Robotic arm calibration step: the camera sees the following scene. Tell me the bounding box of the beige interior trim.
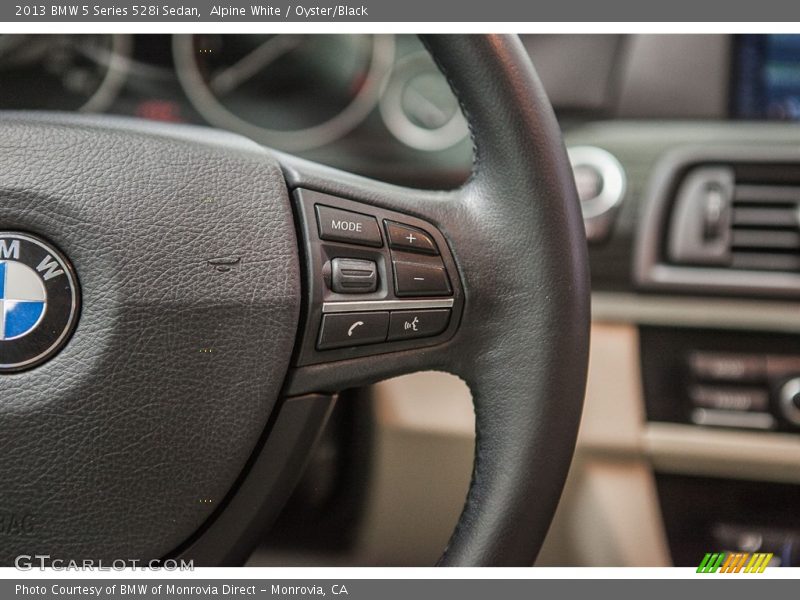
[644,422,800,485]
[537,455,671,567]
[371,371,474,437]
[574,322,645,453]
[355,372,474,566]
[593,291,800,333]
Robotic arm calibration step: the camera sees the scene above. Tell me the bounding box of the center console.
[641,327,800,433]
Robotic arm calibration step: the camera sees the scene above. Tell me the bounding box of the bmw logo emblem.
[0,232,79,372]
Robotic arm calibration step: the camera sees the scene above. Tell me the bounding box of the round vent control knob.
[567,146,626,243]
[779,377,800,426]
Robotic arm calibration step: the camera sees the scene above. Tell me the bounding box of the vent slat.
[732,207,799,228]
[728,184,800,272]
[731,229,800,250]
[734,184,800,204]
[731,252,800,271]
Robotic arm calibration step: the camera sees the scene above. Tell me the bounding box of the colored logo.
[697,552,773,573]
[0,260,47,340]
[0,233,79,372]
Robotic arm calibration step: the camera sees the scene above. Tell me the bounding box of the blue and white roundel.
[0,260,47,341]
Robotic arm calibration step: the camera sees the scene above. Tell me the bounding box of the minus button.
[393,259,452,296]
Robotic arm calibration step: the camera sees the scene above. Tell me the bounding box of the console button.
[393,260,452,296]
[330,258,378,294]
[388,309,451,341]
[317,311,389,349]
[689,385,769,412]
[766,355,800,378]
[688,352,765,382]
[316,204,382,247]
[385,221,438,255]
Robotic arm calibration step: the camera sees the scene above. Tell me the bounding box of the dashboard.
[6,33,794,190]
[3,33,798,188]
[0,34,472,188]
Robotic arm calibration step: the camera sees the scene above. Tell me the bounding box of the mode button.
[316,204,382,247]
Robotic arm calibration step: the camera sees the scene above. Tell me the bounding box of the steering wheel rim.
[0,34,589,567]
[431,34,590,565]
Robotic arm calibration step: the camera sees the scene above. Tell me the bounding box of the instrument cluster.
[0,34,472,185]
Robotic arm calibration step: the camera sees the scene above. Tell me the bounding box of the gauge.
[379,51,468,152]
[172,34,395,152]
[0,34,131,112]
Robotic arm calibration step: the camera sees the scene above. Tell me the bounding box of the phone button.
[317,311,389,350]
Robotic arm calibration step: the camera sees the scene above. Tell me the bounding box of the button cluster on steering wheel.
[292,188,463,366]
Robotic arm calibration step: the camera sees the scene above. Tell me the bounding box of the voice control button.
[387,309,451,341]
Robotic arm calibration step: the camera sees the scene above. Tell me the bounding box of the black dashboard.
[5,33,790,189]
[2,33,799,250]
[3,33,799,284]
[0,34,472,188]
[3,34,798,182]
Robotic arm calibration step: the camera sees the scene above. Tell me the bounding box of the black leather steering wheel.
[0,35,589,567]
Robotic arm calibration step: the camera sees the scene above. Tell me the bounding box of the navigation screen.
[735,34,800,120]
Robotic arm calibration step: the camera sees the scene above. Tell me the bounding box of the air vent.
[667,167,800,272]
[635,148,800,298]
[667,167,800,273]
[730,185,800,272]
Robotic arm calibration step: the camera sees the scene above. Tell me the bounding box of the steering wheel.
[0,35,589,567]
